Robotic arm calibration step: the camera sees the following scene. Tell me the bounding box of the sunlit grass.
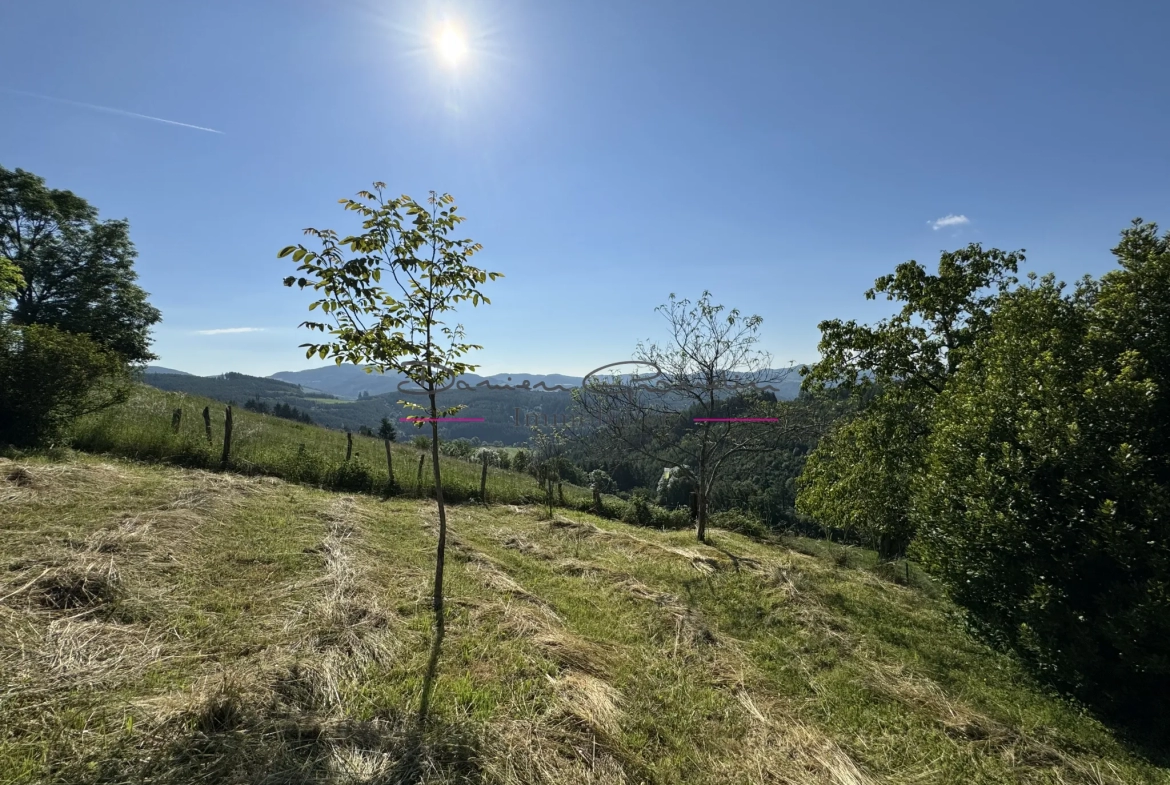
[2,453,1165,783]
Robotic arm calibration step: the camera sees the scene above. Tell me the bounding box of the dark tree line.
[243,398,314,424]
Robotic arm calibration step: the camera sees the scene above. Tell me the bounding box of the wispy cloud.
[194,327,264,335]
[0,87,224,134]
[930,214,970,230]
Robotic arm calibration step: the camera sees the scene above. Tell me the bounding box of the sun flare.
[437,26,468,65]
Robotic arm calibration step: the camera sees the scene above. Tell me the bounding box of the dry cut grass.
[1,454,1167,785]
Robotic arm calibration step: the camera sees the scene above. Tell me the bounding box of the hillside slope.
[2,455,1165,784]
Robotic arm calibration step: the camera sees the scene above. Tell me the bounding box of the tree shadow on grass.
[69,618,482,785]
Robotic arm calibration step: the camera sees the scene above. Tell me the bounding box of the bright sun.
[437,27,467,65]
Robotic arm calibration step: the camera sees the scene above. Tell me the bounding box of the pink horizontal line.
[693,418,779,422]
[400,417,485,422]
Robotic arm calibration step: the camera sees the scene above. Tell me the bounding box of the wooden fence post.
[384,439,395,494]
[416,454,426,493]
[202,406,212,442]
[345,431,353,461]
[220,406,233,469]
[480,452,488,504]
[171,408,182,433]
[558,482,564,506]
[593,484,602,515]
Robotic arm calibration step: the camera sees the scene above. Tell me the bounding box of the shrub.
[471,447,502,467]
[325,460,376,493]
[511,449,529,473]
[710,508,767,537]
[587,469,616,494]
[0,324,131,447]
[651,505,691,530]
[412,435,430,450]
[621,494,654,526]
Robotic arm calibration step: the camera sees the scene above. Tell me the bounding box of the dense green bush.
[621,493,654,526]
[915,235,1170,720]
[710,508,767,537]
[0,324,131,447]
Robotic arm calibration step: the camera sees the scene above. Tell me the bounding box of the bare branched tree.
[572,291,816,541]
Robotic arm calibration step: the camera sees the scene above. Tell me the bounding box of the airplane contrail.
[0,87,224,134]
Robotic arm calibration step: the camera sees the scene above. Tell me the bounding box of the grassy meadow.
[2,452,1167,783]
[67,385,608,511]
[1,383,1167,783]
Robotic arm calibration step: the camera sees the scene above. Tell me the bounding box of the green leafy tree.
[0,166,161,362]
[511,448,529,474]
[0,323,131,447]
[280,185,501,719]
[0,254,24,313]
[915,221,1170,722]
[796,386,926,558]
[799,244,1023,550]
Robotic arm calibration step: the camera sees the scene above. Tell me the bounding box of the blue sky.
[3,0,1167,377]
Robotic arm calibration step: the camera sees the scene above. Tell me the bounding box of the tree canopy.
[0,166,161,363]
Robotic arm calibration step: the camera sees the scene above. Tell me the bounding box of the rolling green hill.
[1,384,1167,783]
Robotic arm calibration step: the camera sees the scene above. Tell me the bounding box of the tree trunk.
[171,408,182,433]
[202,406,212,443]
[219,406,233,470]
[345,431,353,461]
[696,490,708,542]
[384,439,395,495]
[428,392,448,618]
[479,453,488,503]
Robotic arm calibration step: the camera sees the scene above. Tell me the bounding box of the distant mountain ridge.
[270,365,805,401]
[144,365,194,376]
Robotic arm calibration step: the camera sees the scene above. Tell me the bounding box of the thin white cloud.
[0,87,224,134]
[930,214,970,230]
[194,327,265,335]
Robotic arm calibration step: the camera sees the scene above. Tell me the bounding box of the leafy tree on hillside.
[0,166,161,363]
[914,224,1170,722]
[796,386,926,557]
[798,244,1024,552]
[280,185,501,722]
[0,323,131,447]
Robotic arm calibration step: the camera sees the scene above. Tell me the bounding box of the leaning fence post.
[202,406,212,443]
[480,452,488,504]
[345,431,353,461]
[220,406,233,469]
[171,408,182,433]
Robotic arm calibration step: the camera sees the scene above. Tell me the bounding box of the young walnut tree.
[279,185,502,631]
